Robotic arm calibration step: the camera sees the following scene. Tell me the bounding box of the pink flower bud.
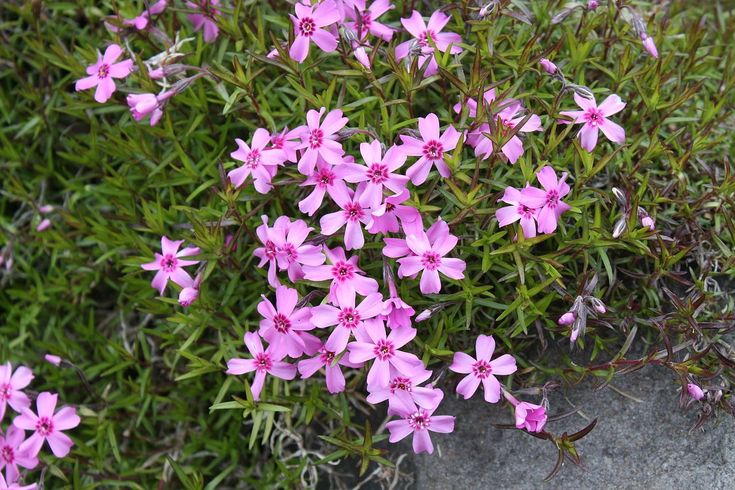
[266,48,279,59]
[415,310,432,322]
[354,46,371,69]
[178,286,199,307]
[510,398,547,432]
[539,58,557,74]
[149,68,165,79]
[641,216,655,230]
[687,383,704,401]
[588,297,606,314]
[642,36,659,59]
[36,218,52,232]
[44,354,62,366]
[587,0,599,10]
[39,204,54,214]
[127,93,159,120]
[558,312,576,325]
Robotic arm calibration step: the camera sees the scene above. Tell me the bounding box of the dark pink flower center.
[331,261,355,282]
[338,307,361,329]
[385,202,396,212]
[421,251,442,271]
[366,163,389,184]
[160,254,178,272]
[36,417,54,436]
[245,150,261,169]
[264,240,277,260]
[281,243,298,261]
[316,168,335,188]
[422,140,443,161]
[308,128,324,149]
[472,360,493,379]
[389,376,412,394]
[97,64,110,79]
[418,30,437,48]
[319,349,336,365]
[500,117,515,129]
[272,313,291,333]
[299,17,316,37]
[254,352,273,372]
[584,108,605,127]
[373,339,395,361]
[545,189,559,208]
[271,136,284,149]
[0,384,10,400]
[408,409,431,430]
[517,204,534,219]
[358,11,372,36]
[343,202,365,222]
[0,445,14,463]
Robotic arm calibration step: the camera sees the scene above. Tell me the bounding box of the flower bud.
[36,218,52,232]
[39,204,54,214]
[642,35,659,59]
[539,58,557,74]
[44,354,62,366]
[514,401,548,432]
[558,312,576,325]
[587,0,599,10]
[687,383,705,401]
[588,297,606,314]
[178,286,199,307]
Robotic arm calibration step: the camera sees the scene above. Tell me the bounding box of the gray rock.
[404,366,735,489]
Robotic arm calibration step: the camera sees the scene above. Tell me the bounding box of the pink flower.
[495,185,540,238]
[520,166,571,234]
[396,10,462,77]
[35,219,51,233]
[367,189,421,235]
[347,320,424,388]
[560,93,626,152]
[14,392,80,458]
[289,1,341,62]
[298,162,351,216]
[452,88,496,118]
[303,247,379,306]
[296,108,348,175]
[228,129,288,194]
[272,219,326,282]
[381,273,415,329]
[642,35,659,59]
[399,113,461,185]
[226,332,297,401]
[539,58,557,74]
[270,126,302,163]
[382,216,445,261]
[186,0,220,43]
[257,286,314,358]
[126,90,175,126]
[311,293,385,353]
[449,335,516,403]
[366,368,442,414]
[141,237,200,295]
[178,273,202,306]
[385,400,455,454]
[0,426,38,484]
[344,0,396,41]
[297,344,362,394]
[503,391,547,432]
[0,364,33,424]
[43,355,62,367]
[687,383,704,401]
[0,473,36,490]
[74,44,133,103]
[253,216,289,287]
[338,142,409,207]
[320,183,373,250]
[558,312,576,325]
[107,0,167,31]
[397,228,466,294]
[587,0,599,9]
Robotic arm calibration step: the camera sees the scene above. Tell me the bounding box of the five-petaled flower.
[297,343,362,394]
[257,286,315,359]
[296,108,349,175]
[311,292,385,353]
[0,426,38,484]
[449,335,517,403]
[385,399,455,454]
[186,0,221,43]
[141,237,200,295]
[74,44,133,103]
[14,392,81,458]
[397,226,466,294]
[289,0,341,63]
[319,183,373,250]
[339,141,409,207]
[399,113,461,185]
[303,247,379,307]
[561,93,626,152]
[396,10,462,77]
[520,166,572,234]
[0,363,33,424]
[228,128,288,194]
[226,332,297,401]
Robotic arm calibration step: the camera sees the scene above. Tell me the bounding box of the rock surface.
[403,366,735,489]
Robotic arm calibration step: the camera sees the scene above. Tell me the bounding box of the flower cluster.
[0,363,80,489]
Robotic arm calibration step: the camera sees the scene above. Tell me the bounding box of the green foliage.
[1,0,734,487]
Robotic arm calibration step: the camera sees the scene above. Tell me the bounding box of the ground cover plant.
[1,0,734,487]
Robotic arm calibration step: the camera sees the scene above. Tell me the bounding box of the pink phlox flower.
[560,92,626,152]
[492,101,543,164]
[338,141,409,208]
[178,272,202,307]
[449,335,517,403]
[226,332,297,401]
[141,236,200,295]
[381,216,445,261]
[289,0,341,62]
[298,161,351,216]
[519,166,571,234]
[399,113,461,185]
[452,88,496,118]
[271,219,326,282]
[311,292,384,352]
[0,364,33,425]
[14,392,80,458]
[347,319,424,388]
[106,0,167,32]
[0,426,38,484]
[396,10,462,77]
[0,473,37,490]
[297,343,362,394]
[228,128,288,194]
[257,286,315,359]
[319,183,372,250]
[345,0,396,41]
[303,246,379,307]
[126,89,175,127]
[381,272,416,329]
[366,366,443,415]
[74,44,133,103]
[502,390,548,432]
[296,107,348,175]
[495,185,541,239]
[385,398,455,454]
[397,226,466,294]
[186,0,221,42]
[253,216,289,288]
[270,126,302,163]
[367,189,421,235]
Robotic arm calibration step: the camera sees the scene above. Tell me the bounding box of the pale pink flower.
[228,129,288,194]
[289,1,341,62]
[347,320,424,388]
[311,293,384,352]
[43,355,62,367]
[35,219,51,232]
[558,312,576,325]
[272,219,326,282]
[297,344,362,394]
[560,93,626,151]
[495,185,540,239]
[15,392,80,458]
[257,286,315,359]
[186,0,220,42]
[396,10,462,77]
[320,183,372,250]
[0,473,37,490]
[303,247,379,306]
[449,335,516,403]
[338,141,409,207]
[270,126,302,163]
[345,0,395,41]
[385,399,455,454]
[0,364,32,424]
[397,228,466,294]
[296,108,348,175]
[687,383,704,401]
[520,166,571,234]
[226,332,297,401]
[178,273,202,307]
[367,189,421,235]
[503,391,547,432]
[253,216,289,288]
[400,113,461,185]
[381,272,415,329]
[587,0,599,9]
[298,162,351,216]
[75,44,133,103]
[539,58,557,74]
[641,34,658,58]
[141,237,200,295]
[366,367,442,414]
[126,90,175,126]
[0,426,38,484]
[106,0,167,31]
